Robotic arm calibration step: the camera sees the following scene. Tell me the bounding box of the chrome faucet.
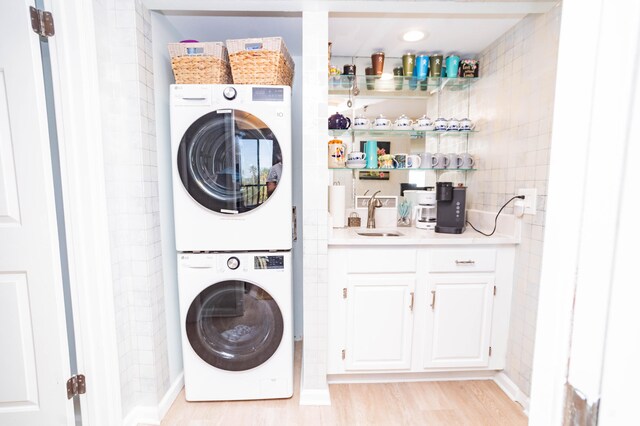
[366,190,383,229]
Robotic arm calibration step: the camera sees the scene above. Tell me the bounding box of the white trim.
[123,373,184,426]
[328,370,497,384]
[46,0,122,424]
[299,388,331,406]
[144,0,555,14]
[493,372,529,415]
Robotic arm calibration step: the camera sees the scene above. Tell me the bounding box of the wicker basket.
[226,37,295,86]
[168,42,232,84]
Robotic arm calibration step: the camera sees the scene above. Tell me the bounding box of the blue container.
[446,55,460,78]
[365,141,378,169]
[415,55,429,80]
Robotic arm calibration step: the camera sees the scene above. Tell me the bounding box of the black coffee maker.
[435,182,466,234]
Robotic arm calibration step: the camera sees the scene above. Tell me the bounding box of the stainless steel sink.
[356,231,404,237]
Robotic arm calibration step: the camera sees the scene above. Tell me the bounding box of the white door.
[0,1,74,425]
[423,274,494,369]
[345,275,415,371]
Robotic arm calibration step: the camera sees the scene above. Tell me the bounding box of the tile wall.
[466,5,562,396]
[94,0,170,414]
[301,10,330,391]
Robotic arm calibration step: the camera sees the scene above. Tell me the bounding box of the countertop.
[328,225,519,246]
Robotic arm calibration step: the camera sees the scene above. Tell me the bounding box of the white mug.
[419,152,436,169]
[433,153,449,169]
[459,118,475,131]
[459,153,475,169]
[445,152,461,169]
[406,154,422,168]
[347,151,367,161]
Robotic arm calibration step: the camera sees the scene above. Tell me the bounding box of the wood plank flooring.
[160,343,527,426]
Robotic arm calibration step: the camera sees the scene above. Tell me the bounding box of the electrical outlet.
[517,188,537,215]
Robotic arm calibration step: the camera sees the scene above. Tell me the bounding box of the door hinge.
[30,6,55,37]
[489,347,492,357]
[66,374,86,399]
[342,288,347,298]
[292,206,297,242]
[493,285,496,296]
[341,349,346,360]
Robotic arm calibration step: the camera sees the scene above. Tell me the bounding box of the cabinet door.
[345,275,415,371]
[423,274,494,369]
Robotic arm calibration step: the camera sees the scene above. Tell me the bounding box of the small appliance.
[406,190,436,230]
[435,182,466,234]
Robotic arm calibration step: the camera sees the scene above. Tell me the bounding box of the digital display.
[254,256,285,270]
[252,87,284,102]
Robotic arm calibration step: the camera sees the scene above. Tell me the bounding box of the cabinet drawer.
[429,248,496,273]
[347,249,416,273]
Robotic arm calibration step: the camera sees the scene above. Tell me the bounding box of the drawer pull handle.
[430,290,436,309]
[409,292,415,311]
[455,259,476,265]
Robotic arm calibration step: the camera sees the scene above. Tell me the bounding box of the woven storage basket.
[168,42,232,84]
[226,37,295,86]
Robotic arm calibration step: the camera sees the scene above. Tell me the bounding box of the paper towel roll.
[329,184,346,228]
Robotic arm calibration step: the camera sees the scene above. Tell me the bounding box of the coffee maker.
[435,182,466,234]
[412,192,437,230]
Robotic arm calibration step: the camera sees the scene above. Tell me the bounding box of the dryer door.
[177,109,283,214]
[186,280,284,371]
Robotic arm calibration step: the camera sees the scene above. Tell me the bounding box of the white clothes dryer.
[170,84,292,251]
[177,251,293,401]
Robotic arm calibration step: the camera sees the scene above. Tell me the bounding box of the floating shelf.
[330,167,476,172]
[328,129,479,138]
[328,75,478,99]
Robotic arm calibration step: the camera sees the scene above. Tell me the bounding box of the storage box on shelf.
[226,37,295,86]
[168,42,232,84]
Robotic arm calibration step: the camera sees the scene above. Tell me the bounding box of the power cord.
[466,195,525,237]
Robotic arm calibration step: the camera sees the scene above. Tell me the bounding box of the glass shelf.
[328,129,479,137]
[330,167,476,172]
[328,75,478,99]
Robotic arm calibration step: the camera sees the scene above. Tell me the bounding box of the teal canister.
[365,141,378,168]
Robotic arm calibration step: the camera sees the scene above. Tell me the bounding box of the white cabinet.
[345,275,415,370]
[423,273,494,369]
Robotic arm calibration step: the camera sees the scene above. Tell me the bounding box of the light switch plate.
[517,188,537,215]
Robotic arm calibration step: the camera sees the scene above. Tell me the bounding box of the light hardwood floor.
[161,343,527,425]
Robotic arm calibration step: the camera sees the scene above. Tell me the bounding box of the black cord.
[466,195,525,237]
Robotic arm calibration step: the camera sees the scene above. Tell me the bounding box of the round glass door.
[185,280,284,371]
[177,109,283,214]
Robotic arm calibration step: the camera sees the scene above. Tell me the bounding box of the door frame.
[44,0,122,423]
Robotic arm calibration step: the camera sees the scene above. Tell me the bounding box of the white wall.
[466,5,562,396]
[150,10,183,386]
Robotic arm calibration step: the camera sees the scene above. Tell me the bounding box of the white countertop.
[328,225,519,246]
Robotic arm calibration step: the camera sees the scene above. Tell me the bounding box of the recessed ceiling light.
[403,30,425,42]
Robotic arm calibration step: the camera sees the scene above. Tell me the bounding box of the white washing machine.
[177,251,293,401]
[170,84,292,251]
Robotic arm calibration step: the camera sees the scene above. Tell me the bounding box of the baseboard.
[299,387,331,406]
[493,371,530,414]
[122,372,184,426]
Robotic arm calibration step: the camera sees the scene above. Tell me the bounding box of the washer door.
[177,109,283,214]
[186,280,284,371]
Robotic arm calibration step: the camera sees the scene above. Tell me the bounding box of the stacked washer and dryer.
[170,84,293,401]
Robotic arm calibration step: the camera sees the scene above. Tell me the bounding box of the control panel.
[254,255,285,270]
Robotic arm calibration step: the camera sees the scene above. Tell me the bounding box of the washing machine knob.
[227,256,240,270]
[223,87,237,100]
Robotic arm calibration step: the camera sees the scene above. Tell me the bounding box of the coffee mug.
[434,117,448,131]
[353,115,371,128]
[459,153,475,169]
[406,154,422,168]
[459,118,475,131]
[395,153,409,169]
[347,151,367,161]
[419,152,436,169]
[374,115,391,128]
[433,153,449,169]
[394,114,414,128]
[445,153,462,169]
[378,154,397,169]
[328,139,347,168]
[447,118,460,131]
